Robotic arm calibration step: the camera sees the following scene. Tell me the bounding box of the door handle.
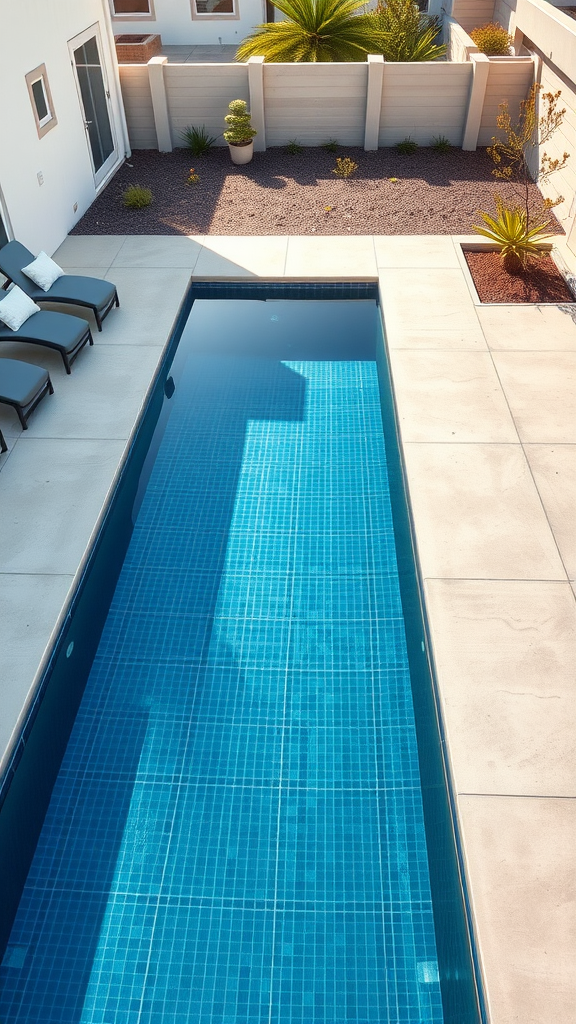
[84,120,93,127]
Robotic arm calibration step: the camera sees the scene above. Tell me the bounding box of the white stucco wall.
[109,0,267,46]
[0,0,128,257]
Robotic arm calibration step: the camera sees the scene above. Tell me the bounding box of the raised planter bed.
[115,34,162,63]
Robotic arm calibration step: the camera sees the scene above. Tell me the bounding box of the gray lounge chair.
[0,241,119,331]
[0,310,92,373]
[0,358,54,429]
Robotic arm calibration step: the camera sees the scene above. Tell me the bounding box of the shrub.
[431,135,452,153]
[286,139,303,154]
[332,156,358,178]
[122,184,152,209]
[370,0,447,61]
[187,167,200,184]
[473,199,552,266]
[223,99,257,145]
[470,22,512,56]
[396,136,418,154]
[180,125,218,155]
[322,139,339,152]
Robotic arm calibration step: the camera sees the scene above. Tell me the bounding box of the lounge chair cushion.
[0,241,116,318]
[0,358,50,407]
[0,309,89,351]
[21,251,64,292]
[0,286,41,331]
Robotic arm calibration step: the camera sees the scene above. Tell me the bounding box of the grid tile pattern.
[0,322,443,1022]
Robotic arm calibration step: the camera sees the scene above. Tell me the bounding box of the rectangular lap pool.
[0,284,482,1024]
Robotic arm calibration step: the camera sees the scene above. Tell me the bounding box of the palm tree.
[236,0,379,63]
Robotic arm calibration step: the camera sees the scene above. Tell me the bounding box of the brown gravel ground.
[465,251,575,302]
[71,147,561,237]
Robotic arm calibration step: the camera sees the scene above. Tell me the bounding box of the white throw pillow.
[21,250,64,292]
[0,286,41,331]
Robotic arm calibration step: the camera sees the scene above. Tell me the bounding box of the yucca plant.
[236,0,380,63]
[473,199,552,267]
[369,0,446,62]
[180,125,218,156]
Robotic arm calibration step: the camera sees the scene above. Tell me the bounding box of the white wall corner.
[364,55,384,152]
[462,53,490,151]
[147,55,172,153]
[248,56,266,152]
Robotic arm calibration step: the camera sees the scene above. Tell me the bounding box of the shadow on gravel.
[71,146,562,237]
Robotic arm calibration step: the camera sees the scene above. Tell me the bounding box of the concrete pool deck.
[0,233,574,1023]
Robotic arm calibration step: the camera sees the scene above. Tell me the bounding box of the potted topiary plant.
[223,99,257,165]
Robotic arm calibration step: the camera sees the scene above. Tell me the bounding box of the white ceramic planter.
[228,141,254,166]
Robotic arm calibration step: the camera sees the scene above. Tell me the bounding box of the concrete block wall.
[378,62,473,147]
[164,63,249,146]
[263,63,368,147]
[118,53,537,156]
[119,65,157,148]
[477,55,535,144]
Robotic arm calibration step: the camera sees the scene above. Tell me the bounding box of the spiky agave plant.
[473,199,552,266]
[236,0,379,63]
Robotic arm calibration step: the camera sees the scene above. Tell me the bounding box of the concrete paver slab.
[88,267,191,346]
[402,442,567,580]
[285,236,377,278]
[110,235,203,269]
[425,578,576,796]
[191,236,289,278]
[0,438,126,575]
[491,351,576,443]
[374,235,460,268]
[6,345,161,441]
[388,349,518,442]
[459,795,576,1024]
[52,235,126,268]
[525,444,576,580]
[0,573,74,768]
[380,268,483,335]
[477,303,576,351]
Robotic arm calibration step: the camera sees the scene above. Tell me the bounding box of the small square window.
[25,65,57,139]
[112,0,153,14]
[191,0,237,16]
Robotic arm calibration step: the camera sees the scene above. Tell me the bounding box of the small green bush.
[187,167,200,185]
[122,184,152,209]
[431,135,452,153]
[286,139,303,154]
[332,156,358,179]
[322,139,339,152]
[396,136,419,155]
[180,125,218,156]
[223,99,257,145]
[470,22,512,56]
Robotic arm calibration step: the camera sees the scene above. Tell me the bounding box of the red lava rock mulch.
[71,147,561,237]
[464,250,574,303]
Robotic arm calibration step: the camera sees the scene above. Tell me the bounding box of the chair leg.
[48,376,54,395]
[95,310,103,332]
[61,351,72,374]
[17,407,28,430]
[115,291,120,308]
[0,429,7,454]
[88,328,94,347]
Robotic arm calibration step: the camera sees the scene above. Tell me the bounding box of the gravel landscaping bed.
[72,147,559,236]
[465,251,574,303]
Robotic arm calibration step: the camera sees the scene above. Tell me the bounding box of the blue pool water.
[0,292,478,1023]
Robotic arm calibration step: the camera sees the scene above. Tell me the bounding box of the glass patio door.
[70,28,117,186]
